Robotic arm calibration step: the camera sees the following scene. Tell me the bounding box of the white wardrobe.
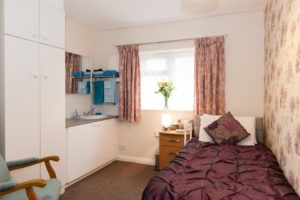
[0,0,67,186]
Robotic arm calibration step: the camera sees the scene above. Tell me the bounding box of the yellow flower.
[158,82,164,87]
[158,82,168,87]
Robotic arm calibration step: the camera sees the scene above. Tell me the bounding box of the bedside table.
[159,130,191,170]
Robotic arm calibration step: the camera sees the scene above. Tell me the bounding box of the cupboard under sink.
[67,118,118,183]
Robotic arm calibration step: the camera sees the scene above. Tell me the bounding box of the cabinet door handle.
[43,75,48,80]
[32,75,38,79]
[168,152,177,156]
[166,139,180,143]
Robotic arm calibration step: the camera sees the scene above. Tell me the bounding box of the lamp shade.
[161,113,172,128]
[181,0,218,14]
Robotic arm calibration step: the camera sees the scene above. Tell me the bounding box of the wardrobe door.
[40,44,66,184]
[40,0,65,48]
[4,0,39,42]
[4,36,40,182]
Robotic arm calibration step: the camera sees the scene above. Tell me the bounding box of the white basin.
[80,115,108,120]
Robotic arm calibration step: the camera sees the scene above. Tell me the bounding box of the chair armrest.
[0,179,46,199]
[8,156,60,179]
[6,157,39,169]
[0,181,17,193]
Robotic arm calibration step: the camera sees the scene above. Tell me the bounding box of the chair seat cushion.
[0,179,61,200]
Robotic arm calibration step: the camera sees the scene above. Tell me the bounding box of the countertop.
[66,115,118,128]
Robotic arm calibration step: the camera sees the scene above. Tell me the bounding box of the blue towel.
[73,71,91,78]
[93,81,104,105]
[93,71,104,78]
[77,81,90,94]
[104,81,118,103]
[102,70,119,77]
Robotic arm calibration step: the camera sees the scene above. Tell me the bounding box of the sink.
[80,115,108,120]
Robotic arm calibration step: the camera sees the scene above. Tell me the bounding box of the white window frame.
[140,48,195,111]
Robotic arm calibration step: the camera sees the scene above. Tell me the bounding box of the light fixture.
[161,113,172,130]
[181,0,218,14]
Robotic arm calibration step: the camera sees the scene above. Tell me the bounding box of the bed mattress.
[142,138,299,200]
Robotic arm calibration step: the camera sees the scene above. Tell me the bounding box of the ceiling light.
[181,0,218,14]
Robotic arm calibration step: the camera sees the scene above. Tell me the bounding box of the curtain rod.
[115,34,228,47]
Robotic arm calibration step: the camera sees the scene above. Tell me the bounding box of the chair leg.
[25,187,40,200]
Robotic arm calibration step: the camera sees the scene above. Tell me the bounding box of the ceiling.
[64,0,266,31]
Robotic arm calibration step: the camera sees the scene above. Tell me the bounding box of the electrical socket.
[119,144,127,150]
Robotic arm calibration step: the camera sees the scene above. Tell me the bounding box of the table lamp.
[161,113,172,130]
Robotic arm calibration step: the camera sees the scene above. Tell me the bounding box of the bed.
[142,114,299,200]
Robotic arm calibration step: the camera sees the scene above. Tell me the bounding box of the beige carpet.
[60,161,157,200]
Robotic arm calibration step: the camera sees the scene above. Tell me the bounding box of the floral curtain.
[65,52,80,94]
[118,45,141,122]
[194,36,225,115]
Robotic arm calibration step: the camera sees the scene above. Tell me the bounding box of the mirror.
[65,52,92,94]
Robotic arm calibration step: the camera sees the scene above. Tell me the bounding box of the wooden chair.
[0,155,61,200]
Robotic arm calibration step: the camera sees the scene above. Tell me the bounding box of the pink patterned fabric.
[118,45,141,122]
[265,0,300,195]
[194,36,225,115]
[65,52,80,94]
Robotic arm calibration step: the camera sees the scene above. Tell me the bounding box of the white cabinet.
[4,0,65,48]
[40,45,66,184]
[4,0,39,42]
[67,119,118,183]
[1,0,66,185]
[68,124,97,182]
[4,36,40,181]
[96,120,118,167]
[2,36,66,184]
[40,0,65,48]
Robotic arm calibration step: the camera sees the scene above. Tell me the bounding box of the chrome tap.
[72,109,80,119]
[84,105,95,116]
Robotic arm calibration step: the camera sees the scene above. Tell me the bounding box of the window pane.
[140,49,194,111]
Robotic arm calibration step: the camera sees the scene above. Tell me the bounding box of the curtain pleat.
[65,52,80,94]
[194,36,225,115]
[118,45,141,122]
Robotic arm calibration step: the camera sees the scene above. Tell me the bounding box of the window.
[140,49,195,110]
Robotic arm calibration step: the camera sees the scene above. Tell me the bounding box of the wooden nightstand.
[159,130,191,170]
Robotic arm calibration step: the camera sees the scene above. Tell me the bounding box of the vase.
[164,96,169,109]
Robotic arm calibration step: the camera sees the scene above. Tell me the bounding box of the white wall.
[93,11,265,162]
[0,0,5,155]
[65,20,96,118]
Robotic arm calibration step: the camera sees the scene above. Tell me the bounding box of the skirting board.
[65,159,116,188]
[117,155,155,166]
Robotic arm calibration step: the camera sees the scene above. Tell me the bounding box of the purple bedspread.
[142,138,299,200]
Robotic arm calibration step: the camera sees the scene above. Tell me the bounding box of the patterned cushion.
[204,112,250,144]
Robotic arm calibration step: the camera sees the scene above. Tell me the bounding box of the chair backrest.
[0,155,11,183]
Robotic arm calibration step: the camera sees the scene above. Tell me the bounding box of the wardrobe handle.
[32,75,38,79]
[43,75,48,80]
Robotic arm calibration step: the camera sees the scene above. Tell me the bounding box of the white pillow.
[199,114,256,146]
[199,115,220,143]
